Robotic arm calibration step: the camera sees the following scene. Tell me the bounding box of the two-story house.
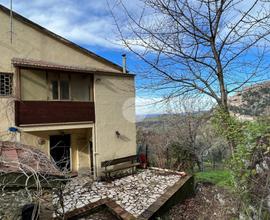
[0,5,136,178]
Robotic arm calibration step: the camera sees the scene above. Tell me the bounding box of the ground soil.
[168,182,239,220]
[77,208,118,220]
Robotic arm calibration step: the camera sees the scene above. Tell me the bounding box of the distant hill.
[229,81,270,119]
[136,114,165,122]
[136,114,172,132]
[136,111,209,132]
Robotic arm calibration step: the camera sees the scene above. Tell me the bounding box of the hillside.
[229,81,270,118]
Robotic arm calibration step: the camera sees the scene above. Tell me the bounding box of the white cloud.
[0,0,143,49]
[136,96,165,115]
[136,95,215,116]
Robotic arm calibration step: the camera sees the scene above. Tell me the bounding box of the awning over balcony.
[12,58,135,77]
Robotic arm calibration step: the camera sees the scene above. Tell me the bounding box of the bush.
[213,110,270,218]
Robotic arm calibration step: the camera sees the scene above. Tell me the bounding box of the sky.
[0,0,166,115]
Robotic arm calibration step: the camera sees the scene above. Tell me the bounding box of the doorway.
[50,134,71,171]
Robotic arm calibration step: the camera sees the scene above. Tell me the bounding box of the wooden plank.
[103,163,140,173]
[101,155,137,167]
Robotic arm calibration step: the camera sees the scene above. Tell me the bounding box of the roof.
[0,141,63,177]
[0,4,124,73]
[12,58,135,77]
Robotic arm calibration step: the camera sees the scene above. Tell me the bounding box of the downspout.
[93,125,98,179]
[93,75,98,180]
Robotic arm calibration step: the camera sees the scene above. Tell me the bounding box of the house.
[0,5,136,178]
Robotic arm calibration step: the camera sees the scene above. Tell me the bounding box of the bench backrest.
[101,155,137,168]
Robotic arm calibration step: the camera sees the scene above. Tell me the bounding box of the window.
[51,79,70,100]
[48,72,92,101]
[0,73,12,96]
[51,80,59,100]
[60,80,70,100]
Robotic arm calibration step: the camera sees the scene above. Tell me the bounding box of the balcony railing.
[15,101,95,126]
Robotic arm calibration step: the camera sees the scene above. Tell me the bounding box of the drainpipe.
[93,126,98,179]
[122,54,127,73]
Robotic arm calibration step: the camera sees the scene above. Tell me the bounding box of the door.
[50,134,71,171]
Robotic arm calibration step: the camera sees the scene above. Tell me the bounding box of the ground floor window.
[0,73,12,96]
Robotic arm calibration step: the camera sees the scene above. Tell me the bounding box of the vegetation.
[212,110,270,219]
[195,170,233,189]
[137,106,270,218]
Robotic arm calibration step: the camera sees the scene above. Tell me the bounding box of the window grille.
[0,73,12,96]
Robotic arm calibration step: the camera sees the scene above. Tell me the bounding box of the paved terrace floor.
[53,169,182,218]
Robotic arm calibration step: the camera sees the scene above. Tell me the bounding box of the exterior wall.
[0,98,16,141]
[94,75,136,176]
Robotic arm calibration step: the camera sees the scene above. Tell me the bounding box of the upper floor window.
[51,79,70,100]
[0,73,12,97]
[60,80,70,100]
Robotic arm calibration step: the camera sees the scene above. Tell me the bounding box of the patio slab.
[54,169,191,219]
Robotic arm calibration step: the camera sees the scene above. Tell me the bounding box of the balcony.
[15,101,95,126]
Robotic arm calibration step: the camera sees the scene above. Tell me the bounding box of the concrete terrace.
[53,169,193,219]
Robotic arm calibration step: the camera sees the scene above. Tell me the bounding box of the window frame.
[50,73,71,101]
[0,72,13,97]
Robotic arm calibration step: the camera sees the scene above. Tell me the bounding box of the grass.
[195,169,234,189]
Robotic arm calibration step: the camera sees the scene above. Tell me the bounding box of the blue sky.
[0,0,166,115]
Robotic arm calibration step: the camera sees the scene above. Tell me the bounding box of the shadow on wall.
[116,131,130,142]
[119,135,130,142]
[96,78,118,93]
[96,78,133,94]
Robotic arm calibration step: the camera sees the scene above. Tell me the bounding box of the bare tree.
[0,142,70,220]
[166,97,214,171]
[110,0,270,112]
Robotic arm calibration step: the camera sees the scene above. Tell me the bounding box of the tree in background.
[166,98,213,171]
[137,97,229,171]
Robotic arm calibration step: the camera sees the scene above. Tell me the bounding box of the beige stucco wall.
[94,75,136,176]
[0,98,16,141]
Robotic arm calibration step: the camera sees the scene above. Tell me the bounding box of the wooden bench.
[101,155,140,179]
